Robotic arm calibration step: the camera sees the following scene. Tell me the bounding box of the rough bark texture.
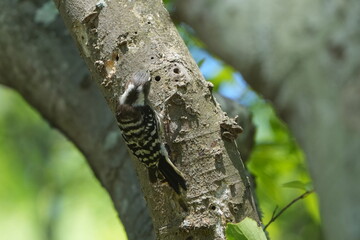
[0,0,259,240]
[52,0,260,238]
[0,1,154,239]
[175,1,360,239]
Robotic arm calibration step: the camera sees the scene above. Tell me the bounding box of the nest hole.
[210,204,216,211]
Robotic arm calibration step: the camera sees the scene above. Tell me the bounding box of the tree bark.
[0,0,259,239]
[175,1,360,239]
[53,0,260,239]
[0,1,154,239]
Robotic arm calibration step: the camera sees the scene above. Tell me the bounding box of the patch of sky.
[218,74,258,106]
[189,47,223,78]
[189,46,258,106]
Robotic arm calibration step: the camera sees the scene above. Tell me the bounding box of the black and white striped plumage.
[116,71,187,194]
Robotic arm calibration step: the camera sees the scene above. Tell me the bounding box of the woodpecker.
[116,70,187,194]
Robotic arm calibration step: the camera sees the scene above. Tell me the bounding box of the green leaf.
[283,181,313,191]
[226,217,267,240]
[197,58,206,68]
[209,66,234,91]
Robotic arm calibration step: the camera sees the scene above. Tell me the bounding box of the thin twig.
[264,190,314,230]
[270,205,279,220]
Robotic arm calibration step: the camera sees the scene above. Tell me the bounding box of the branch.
[264,190,314,230]
[0,1,153,239]
[175,1,360,239]
[0,0,258,239]
[54,0,260,239]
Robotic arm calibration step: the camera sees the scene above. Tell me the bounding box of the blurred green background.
[0,3,322,240]
[0,87,127,240]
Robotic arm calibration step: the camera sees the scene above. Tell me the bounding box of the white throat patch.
[119,83,145,106]
[119,83,135,105]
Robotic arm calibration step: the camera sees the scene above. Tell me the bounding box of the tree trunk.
[0,0,259,239]
[53,0,260,238]
[0,1,154,239]
[175,1,360,239]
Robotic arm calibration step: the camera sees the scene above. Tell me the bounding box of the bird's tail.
[158,156,187,194]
